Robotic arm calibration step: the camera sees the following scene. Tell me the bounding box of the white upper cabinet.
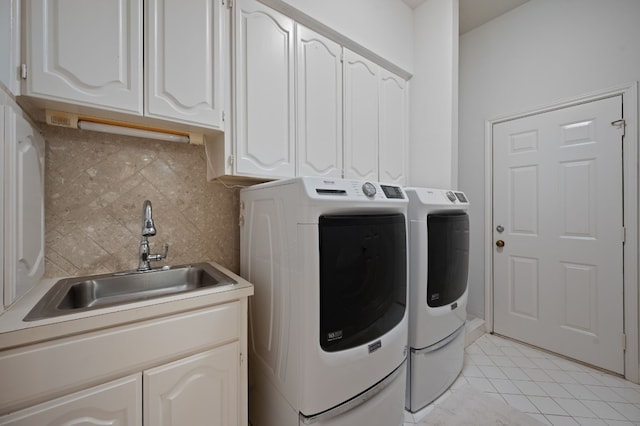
[0,0,20,95]
[379,68,407,185]
[145,0,225,128]
[24,0,143,114]
[211,13,408,182]
[233,0,295,178]
[343,50,407,185]
[24,0,227,130]
[296,25,342,179]
[3,102,45,308]
[343,49,379,182]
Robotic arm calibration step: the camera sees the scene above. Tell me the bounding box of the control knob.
[362,182,376,198]
[446,191,456,202]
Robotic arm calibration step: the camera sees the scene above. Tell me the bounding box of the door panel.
[493,95,624,374]
[296,25,342,178]
[234,0,295,177]
[343,49,378,181]
[26,0,142,113]
[145,0,224,128]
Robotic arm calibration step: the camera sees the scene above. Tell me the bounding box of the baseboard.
[465,317,486,347]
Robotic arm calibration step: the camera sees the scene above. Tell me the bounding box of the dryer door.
[426,212,469,308]
[318,213,406,352]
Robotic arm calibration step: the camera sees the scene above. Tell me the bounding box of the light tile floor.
[406,333,640,425]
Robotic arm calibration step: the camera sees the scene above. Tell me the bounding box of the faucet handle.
[148,244,169,262]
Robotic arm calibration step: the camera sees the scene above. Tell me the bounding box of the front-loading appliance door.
[318,213,407,352]
[426,212,469,308]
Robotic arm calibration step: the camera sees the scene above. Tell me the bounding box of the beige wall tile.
[43,125,241,278]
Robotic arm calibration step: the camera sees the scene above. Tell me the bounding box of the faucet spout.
[141,200,156,237]
[137,200,168,271]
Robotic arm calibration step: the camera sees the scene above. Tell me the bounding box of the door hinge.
[228,154,234,167]
[622,226,627,244]
[20,63,27,80]
[611,119,626,136]
[222,110,225,122]
[239,352,244,365]
[222,0,233,8]
[623,333,627,350]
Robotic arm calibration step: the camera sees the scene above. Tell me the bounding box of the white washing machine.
[404,188,470,413]
[241,177,409,426]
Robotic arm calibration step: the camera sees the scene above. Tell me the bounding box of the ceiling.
[402,0,530,34]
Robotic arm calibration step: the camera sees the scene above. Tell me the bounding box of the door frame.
[483,83,639,382]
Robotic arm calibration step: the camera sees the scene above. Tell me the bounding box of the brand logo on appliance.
[431,293,440,301]
[327,330,343,341]
[368,340,382,353]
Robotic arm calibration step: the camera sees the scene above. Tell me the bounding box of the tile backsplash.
[43,125,242,278]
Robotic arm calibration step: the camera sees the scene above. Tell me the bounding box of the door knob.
[496,240,505,248]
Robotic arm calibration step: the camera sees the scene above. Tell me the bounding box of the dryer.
[404,188,470,413]
[241,177,409,426]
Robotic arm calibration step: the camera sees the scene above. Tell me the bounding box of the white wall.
[268,0,414,74]
[459,0,640,319]
[409,0,458,188]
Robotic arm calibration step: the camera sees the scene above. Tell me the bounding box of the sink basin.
[24,263,237,321]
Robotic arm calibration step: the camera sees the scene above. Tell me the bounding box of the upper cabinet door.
[234,0,295,178]
[24,0,143,114]
[145,0,225,129]
[3,105,45,308]
[343,49,378,182]
[379,69,407,185]
[0,0,21,95]
[296,25,342,179]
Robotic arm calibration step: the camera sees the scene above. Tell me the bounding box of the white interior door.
[492,95,625,374]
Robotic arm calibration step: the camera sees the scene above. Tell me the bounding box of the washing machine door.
[318,213,407,352]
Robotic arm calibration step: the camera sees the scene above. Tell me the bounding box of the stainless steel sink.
[24,263,237,321]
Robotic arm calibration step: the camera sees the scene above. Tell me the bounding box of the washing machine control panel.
[307,178,406,201]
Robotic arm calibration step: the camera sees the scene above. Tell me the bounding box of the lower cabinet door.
[0,374,142,426]
[144,342,240,426]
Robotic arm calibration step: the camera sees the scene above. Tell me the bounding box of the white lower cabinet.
[144,343,239,425]
[0,344,240,426]
[0,301,249,425]
[0,375,142,426]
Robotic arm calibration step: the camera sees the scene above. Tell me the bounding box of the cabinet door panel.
[25,0,142,113]
[0,0,20,95]
[3,106,44,307]
[343,49,378,181]
[379,69,407,185]
[144,343,240,426]
[0,375,142,426]
[146,0,224,128]
[234,0,295,178]
[297,25,342,178]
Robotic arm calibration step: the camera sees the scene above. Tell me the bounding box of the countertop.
[0,261,253,351]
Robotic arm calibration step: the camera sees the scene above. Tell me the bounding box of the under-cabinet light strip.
[77,120,191,144]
